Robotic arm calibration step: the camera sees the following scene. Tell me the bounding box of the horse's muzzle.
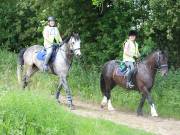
[161,69,168,76]
[75,50,81,56]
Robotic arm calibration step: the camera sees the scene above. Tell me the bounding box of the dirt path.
[60,97,180,135]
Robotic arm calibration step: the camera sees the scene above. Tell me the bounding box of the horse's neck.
[59,43,73,65]
[142,54,157,77]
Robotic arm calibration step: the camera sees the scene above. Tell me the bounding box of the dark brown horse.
[100,50,168,116]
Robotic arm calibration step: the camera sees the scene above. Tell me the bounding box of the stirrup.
[126,82,134,88]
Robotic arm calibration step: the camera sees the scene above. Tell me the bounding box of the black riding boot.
[126,70,134,88]
[43,48,53,72]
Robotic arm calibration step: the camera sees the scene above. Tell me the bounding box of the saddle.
[115,61,128,76]
[113,61,138,89]
[36,45,59,62]
[114,61,137,77]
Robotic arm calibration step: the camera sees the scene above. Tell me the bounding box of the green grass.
[0,91,153,135]
[0,48,180,121]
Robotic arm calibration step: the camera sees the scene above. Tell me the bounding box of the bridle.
[58,37,80,54]
[156,52,168,69]
[48,36,80,71]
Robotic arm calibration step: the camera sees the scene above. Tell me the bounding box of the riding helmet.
[48,16,55,21]
[128,30,137,36]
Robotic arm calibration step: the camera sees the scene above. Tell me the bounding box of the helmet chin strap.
[48,24,55,27]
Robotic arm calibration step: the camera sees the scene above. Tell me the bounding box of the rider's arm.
[136,49,141,58]
[135,43,141,58]
[55,27,62,43]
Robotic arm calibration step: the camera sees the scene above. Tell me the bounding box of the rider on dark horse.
[123,30,140,88]
[43,16,62,71]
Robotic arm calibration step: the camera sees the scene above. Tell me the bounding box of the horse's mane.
[62,35,71,43]
[142,51,157,61]
[62,33,80,44]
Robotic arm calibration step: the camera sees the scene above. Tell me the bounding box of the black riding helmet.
[128,30,137,36]
[48,16,55,21]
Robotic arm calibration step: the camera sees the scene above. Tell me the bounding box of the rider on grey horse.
[123,30,141,88]
[43,16,62,71]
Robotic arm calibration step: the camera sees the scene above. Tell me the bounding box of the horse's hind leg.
[22,65,38,88]
[142,87,158,117]
[100,74,108,108]
[106,90,115,111]
[147,93,158,117]
[100,77,115,111]
[102,88,115,111]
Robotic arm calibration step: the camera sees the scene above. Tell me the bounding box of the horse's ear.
[163,50,168,57]
[155,48,160,52]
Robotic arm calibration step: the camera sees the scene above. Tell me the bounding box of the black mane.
[62,33,80,43]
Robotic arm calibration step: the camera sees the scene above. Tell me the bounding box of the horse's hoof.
[108,107,115,111]
[57,100,61,104]
[69,104,75,110]
[100,104,105,109]
[152,114,158,117]
[151,110,158,117]
[137,112,143,116]
[137,111,143,116]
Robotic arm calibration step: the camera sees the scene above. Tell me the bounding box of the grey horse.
[17,33,81,109]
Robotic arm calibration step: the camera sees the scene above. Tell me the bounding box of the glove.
[133,56,137,60]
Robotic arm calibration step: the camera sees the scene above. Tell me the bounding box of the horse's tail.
[100,73,106,96]
[17,48,26,84]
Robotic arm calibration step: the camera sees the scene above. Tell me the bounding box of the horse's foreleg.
[62,77,73,109]
[147,94,158,117]
[101,96,108,108]
[56,78,63,102]
[143,88,158,117]
[107,99,114,111]
[137,94,146,116]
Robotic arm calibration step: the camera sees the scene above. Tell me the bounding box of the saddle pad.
[115,67,128,76]
[37,50,46,61]
[36,48,57,62]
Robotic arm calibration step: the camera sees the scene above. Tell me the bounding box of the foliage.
[0,0,179,67]
[144,0,180,67]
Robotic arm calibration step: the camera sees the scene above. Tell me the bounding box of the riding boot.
[43,48,53,72]
[126,71,134,88]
